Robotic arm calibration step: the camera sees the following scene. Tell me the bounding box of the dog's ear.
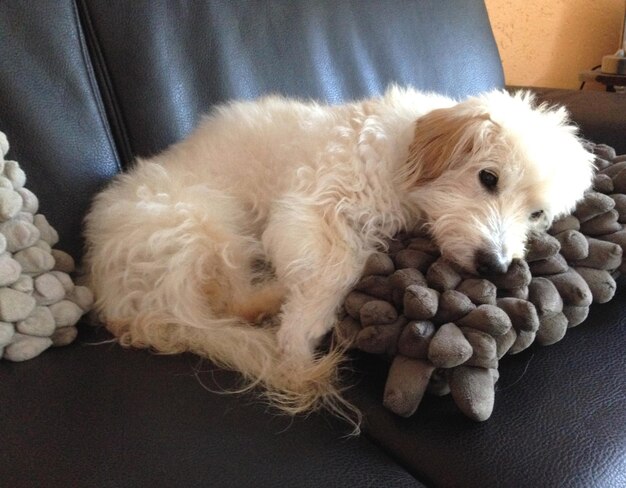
[404,107,494,187]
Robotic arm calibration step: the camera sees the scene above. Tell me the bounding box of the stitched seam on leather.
[73,0,131,171]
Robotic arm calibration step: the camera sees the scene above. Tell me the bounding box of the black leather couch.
[1,2,625,487]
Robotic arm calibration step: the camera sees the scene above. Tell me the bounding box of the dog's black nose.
[475,249,509,275]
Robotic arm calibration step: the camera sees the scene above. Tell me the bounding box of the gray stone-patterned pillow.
[0,131,93,361]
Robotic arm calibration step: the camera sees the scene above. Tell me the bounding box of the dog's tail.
[109,312,359,429]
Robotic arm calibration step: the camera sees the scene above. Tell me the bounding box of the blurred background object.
[485,0,625,90]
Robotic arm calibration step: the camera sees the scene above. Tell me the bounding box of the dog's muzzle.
[474,249,509,275]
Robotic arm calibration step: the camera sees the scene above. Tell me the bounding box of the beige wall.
[484,0,625,89]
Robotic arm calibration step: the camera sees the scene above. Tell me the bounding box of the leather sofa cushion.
[0,0,121,259]
[349,276,626,487]
[81,0,505,161]
[0,326,425,488]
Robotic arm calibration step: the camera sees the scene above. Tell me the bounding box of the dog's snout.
[475,249,509,275]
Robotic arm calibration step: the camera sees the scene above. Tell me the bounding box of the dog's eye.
[479,170,498,191]
[530,210,544,220]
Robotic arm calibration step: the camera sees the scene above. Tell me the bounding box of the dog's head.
[403,90,594,275]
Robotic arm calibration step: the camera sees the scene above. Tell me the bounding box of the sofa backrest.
[0,0,504,258]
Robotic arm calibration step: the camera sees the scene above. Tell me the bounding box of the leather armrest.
[514,88,626,154]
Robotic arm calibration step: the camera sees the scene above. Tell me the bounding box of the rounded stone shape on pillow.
[49,300,84,328]
[0,253,22,287]
[16,306,55,337]
[0,188,22,221]
[3,333,52,361]
[0,219,40,252]
[0,288,36,322]
[13,247,55,274]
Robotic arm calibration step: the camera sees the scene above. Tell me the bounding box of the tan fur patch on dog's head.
[405,108,495,186]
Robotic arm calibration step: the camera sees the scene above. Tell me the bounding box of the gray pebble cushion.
[0,131,93,361]
[339,142,626,421]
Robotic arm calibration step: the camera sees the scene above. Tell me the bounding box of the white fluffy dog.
[84,86,594,417]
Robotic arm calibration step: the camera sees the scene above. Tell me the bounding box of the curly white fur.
[84,86,594,425]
